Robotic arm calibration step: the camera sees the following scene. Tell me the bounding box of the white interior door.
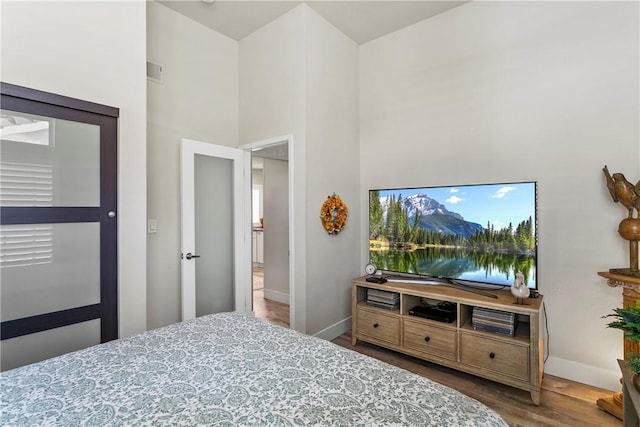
[180,138,251,321]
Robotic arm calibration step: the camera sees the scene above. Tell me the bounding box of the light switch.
[148,219,158,234]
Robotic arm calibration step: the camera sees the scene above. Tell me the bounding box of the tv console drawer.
[356,307,400,346]
[403,318,457,361]
[459,333,529,381]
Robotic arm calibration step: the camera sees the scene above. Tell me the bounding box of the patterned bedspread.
[1,312,507,426]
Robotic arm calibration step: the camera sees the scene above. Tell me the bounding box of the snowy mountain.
[403,193,463,220]
[380,193,484,238]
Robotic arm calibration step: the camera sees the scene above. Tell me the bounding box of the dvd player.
[408,305,456,323]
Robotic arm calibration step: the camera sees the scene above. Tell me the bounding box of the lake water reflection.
[370,246,536,288]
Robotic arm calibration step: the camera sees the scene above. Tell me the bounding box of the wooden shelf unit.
[352,277,544,404]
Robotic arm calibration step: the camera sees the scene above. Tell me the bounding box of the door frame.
[180,138,251,320]
[239,135,294,329]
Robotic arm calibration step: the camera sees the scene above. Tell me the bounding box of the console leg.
[530,390,541,405]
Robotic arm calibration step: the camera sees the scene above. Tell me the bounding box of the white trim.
[241,150,252,314]
[239,135,295,329]
[313,317,352,341]
[263,289,290,305]
[544,356,619,391]
[240,134,291,151]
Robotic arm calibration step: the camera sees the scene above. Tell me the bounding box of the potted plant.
[604,304,640,390]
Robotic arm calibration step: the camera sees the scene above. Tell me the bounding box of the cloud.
[492,186,516,199]
[450,188,459,193]
[447,195,463,204]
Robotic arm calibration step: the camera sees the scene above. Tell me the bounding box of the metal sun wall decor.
[603,165,640,277]
[320,193,348,235]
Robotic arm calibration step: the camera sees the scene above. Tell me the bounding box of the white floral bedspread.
[1,312,507,426]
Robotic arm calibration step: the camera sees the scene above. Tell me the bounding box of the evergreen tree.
[396,195,410,243]
[386,195,397,241]
[369,190,383,239]
[411,209,421,243]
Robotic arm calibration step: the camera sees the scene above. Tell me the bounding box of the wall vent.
[146,61,163,83]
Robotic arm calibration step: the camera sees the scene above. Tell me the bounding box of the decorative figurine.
[511,271,530,304]
[603,166,640,277]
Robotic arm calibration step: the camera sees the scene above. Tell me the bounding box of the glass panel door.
[180,138,251,321]
[0,82,118,371]
[194,155,234,316]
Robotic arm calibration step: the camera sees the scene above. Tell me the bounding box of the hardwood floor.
[253,266,290,328]
[331,334,622,427]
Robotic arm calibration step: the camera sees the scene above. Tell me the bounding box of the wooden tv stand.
[351,277,544,404]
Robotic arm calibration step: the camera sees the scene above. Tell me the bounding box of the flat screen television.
[369,181,537,289]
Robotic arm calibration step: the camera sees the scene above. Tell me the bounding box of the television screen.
[369,181,537,289]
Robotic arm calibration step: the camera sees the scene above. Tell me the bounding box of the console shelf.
[352,277,544,404]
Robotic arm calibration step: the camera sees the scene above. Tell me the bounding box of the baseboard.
[544,356,620,392]
[263,289,289,304]
[313,316,352,341]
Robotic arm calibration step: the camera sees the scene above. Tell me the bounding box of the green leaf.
[603,305,640,342]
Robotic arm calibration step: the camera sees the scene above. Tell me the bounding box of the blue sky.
[377,182,536,231]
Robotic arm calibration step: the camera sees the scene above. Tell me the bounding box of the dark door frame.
[0,82,119,343]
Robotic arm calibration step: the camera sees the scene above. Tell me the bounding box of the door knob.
[185,252,200,260]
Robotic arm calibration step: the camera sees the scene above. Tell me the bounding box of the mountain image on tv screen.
[369,182,537,288]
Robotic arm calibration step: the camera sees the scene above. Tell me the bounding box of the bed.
[1,312,507,426]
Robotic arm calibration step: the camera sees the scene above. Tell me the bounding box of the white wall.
[304,8,360,336]
[253,168,265,187]
[360,1,639,390]
[239,7,306,145]
[1,1,147,338]
[240,6,308,332]
[262,158,289,303]
[146,2,238,329]
[240,5,360,335]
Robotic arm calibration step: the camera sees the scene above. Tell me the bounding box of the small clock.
[365,262,377,276]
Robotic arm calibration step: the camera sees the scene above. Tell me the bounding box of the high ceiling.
[158,1,468,45]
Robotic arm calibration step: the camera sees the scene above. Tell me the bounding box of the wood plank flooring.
[251,268,619,426]
[332,334,622,427]
[253,266,290,328]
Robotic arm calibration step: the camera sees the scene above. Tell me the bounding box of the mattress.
[1,312,507,426]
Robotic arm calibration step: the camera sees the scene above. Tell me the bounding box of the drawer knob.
[424,336,431,342]
[373,323,379,328]
[489,352,496,359]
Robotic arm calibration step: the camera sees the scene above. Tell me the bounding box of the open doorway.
[240,136,292,328]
